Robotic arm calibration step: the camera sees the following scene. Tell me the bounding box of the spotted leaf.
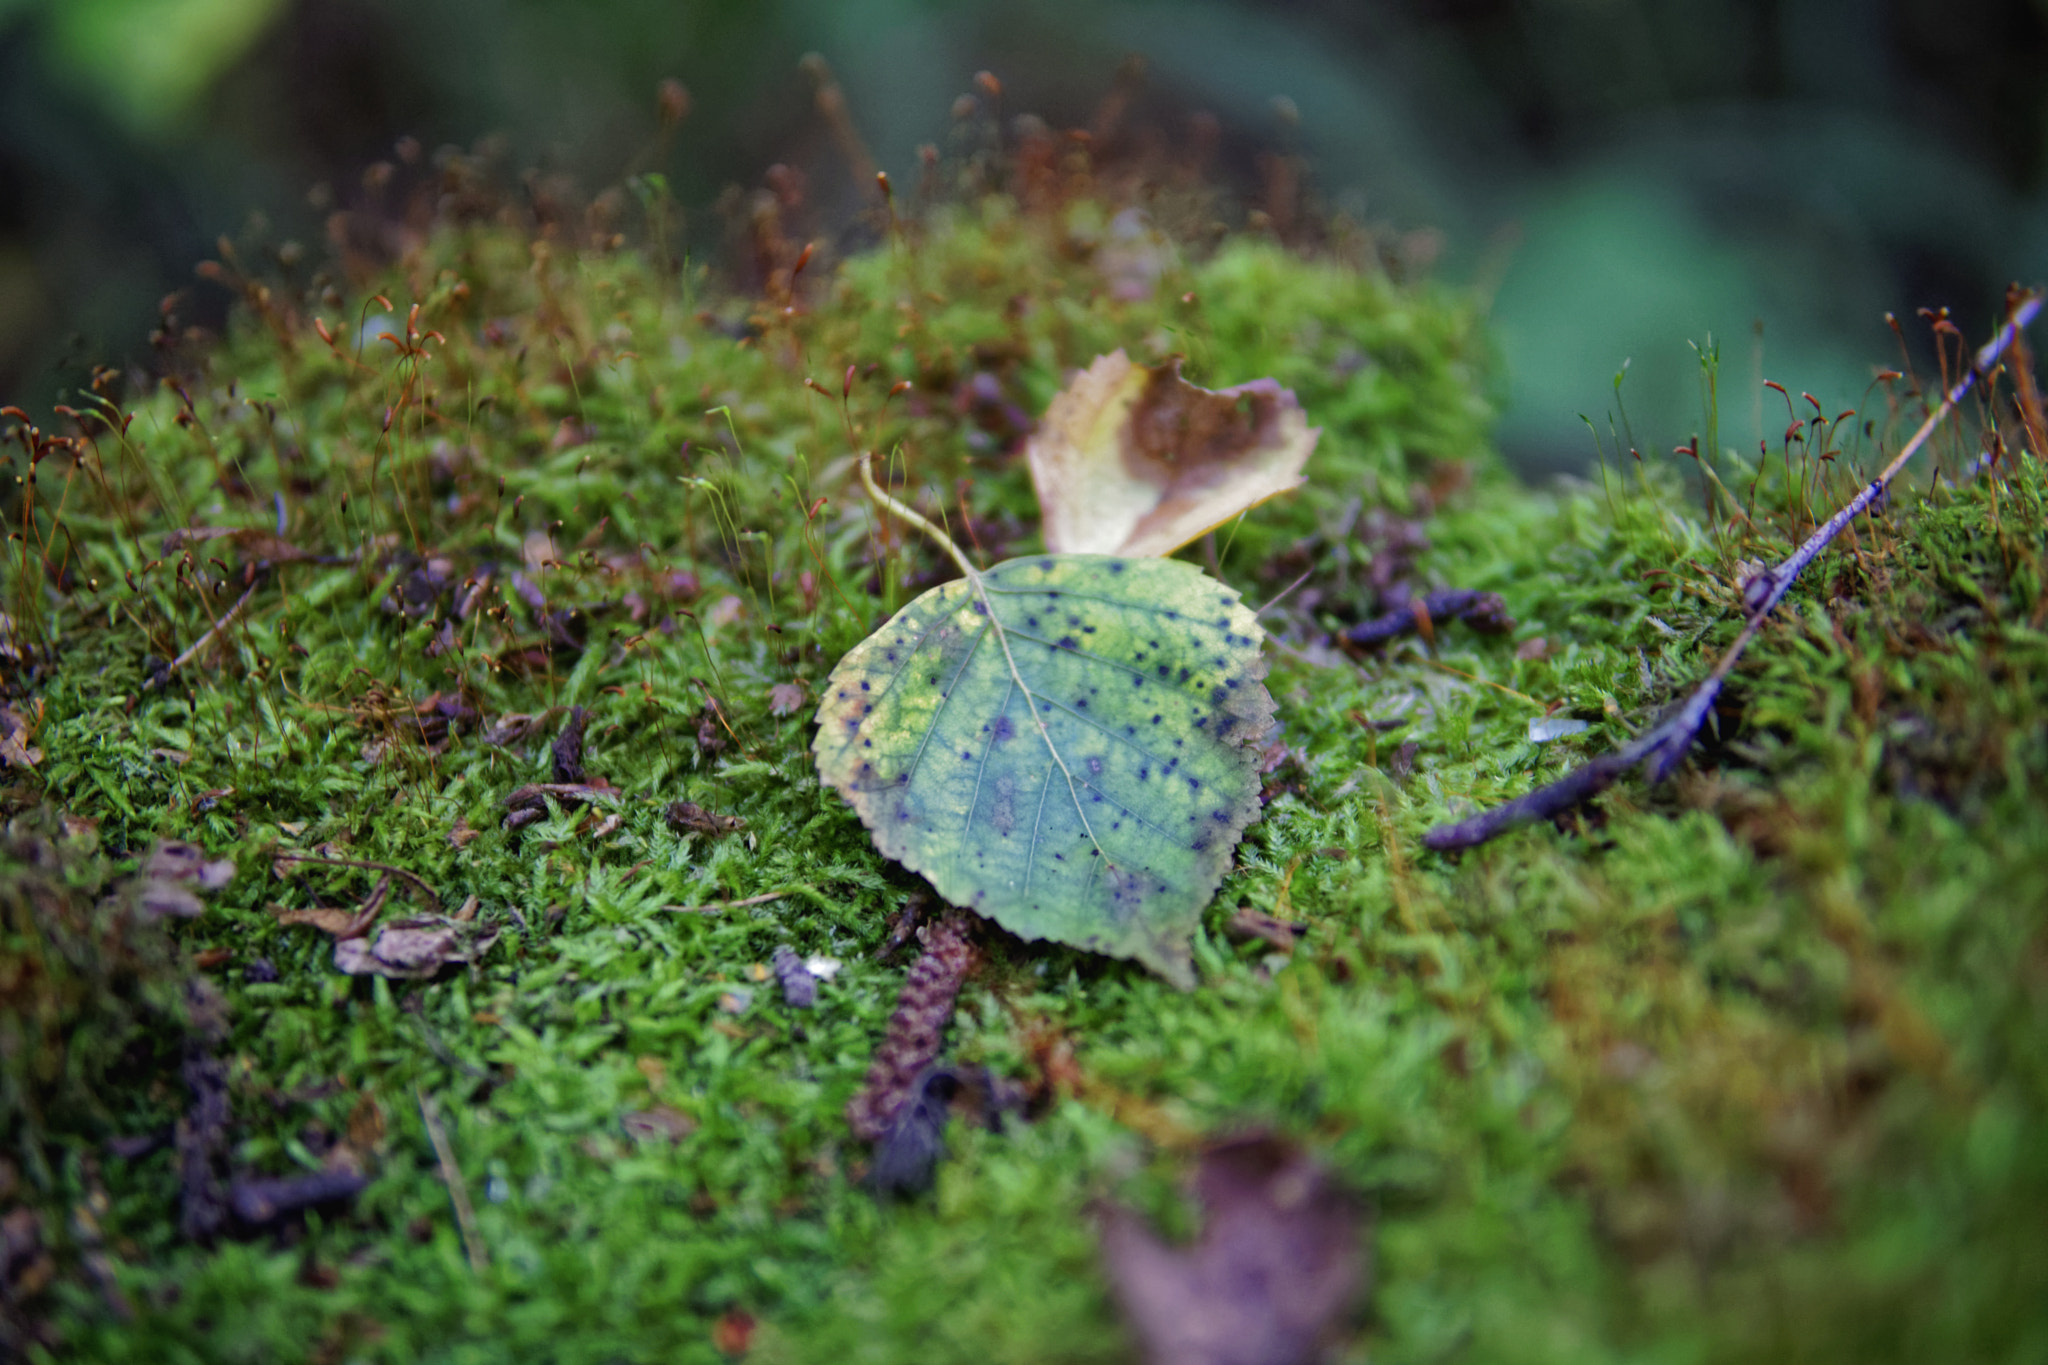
[813,555,1275,984]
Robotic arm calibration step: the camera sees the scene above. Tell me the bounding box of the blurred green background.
[2,0,2043,470]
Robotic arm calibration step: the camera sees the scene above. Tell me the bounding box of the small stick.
[663,890,790,914]
[1425,291,2043,852]
[271,853,440,909]
[417,1087,488,1274]
[145,581,259,691]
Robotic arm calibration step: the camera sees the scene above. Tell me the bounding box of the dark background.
[3,0,2043,470]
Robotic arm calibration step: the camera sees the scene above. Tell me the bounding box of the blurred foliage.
[43,0,292,134]
[0,0,2045,466]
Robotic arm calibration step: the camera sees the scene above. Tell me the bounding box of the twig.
[1424,291,2044,853]
[662,890,790,914]
[271,853,441,909]
[144,581,259,691]
[1341,588,1514,647]
[417,1087,488,1274]
[660,882,836,916]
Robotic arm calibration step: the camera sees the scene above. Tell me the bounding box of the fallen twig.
[1342,587,1514,648]
[1425,290,2043,853]
[270,853,441,909]
[145,581,259,691]
[661,889,791,914]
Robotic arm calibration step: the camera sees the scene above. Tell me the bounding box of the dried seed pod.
[846,917,974,1141]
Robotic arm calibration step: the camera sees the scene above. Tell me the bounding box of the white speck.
[1528,717,1590,743]
[803,955,841,981]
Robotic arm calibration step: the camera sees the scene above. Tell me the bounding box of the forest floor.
[4,163,2046,1364]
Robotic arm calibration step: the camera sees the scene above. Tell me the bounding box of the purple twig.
[1425,291,2043,853]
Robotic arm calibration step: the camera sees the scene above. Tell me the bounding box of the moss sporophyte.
[7,149,2048,1363]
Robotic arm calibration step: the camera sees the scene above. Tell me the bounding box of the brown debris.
[1342,588,1515,649]
[771,945,816,1008]
[1098,1133,1368,1365]
[484,711,556,747]
[270,871,391,941]
[331,917,499,980]
[1224,908,1306,953]
[847,916,976,1142]
[622,1106,698,1145]
[0,706,42,769]
[550,705,589,784]
[503,781,619,831]
[873,891,928,961]
[664,801,744,837]
[711,1309,756,1357]
[767,681,808,717]
[133,840,237,919]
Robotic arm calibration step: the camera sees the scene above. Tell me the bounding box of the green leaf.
[814,554,1275,984]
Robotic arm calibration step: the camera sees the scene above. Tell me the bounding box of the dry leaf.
[1098,1133,1367,1365]
[1224,907,1306,953]
[0,706,42,768]
[134,840,237,918]
[622,1106,697,1144]
[145,842,237,890]
[331,916,498,979]
[1027,351,1318,558]
[665,801,744,836]
[271,905,366,936]
[768,681,807,717]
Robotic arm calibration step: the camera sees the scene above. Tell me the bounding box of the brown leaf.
[767,681,807,717]
[269,873,390,940]
[621,1106,697,1144]
[137,882,206,920]
[145,841,237,890]
[0,706,42,768]
[484,711,554,747]
[502,782,620,830]
[448,815,479,849]
[1224,908,1306,953]
[665,801,744,836]
[346,1093,387,1154]
[331,917,499,979]
[272,905,369,936]
[1027,351,1318,558]
[1098,1133,1367,1365]
[711,1308,755,1357]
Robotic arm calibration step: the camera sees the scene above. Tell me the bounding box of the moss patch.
[4,188,2045,1364]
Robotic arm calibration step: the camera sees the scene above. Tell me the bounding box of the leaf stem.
[856,449,978,581]
[853,449,1115,871]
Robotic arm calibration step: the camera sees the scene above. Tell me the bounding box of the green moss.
[4,186,2044,1364]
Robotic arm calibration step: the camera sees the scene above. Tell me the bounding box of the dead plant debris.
[1098,1133,1367,1365]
